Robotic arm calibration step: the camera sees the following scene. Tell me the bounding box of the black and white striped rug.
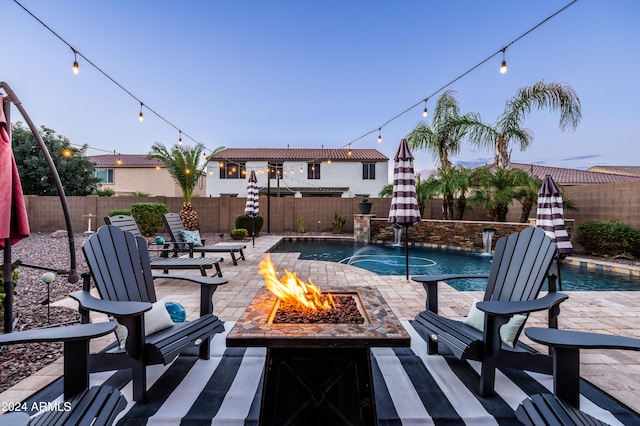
[23,321,640,425]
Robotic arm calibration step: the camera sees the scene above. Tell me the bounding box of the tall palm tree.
[148,142,224,230]
[407,90,467,171]
[460,80,582,169]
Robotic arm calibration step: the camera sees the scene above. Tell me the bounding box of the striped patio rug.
[22,321,640,425]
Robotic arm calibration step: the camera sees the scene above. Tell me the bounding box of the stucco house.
[88,154,207,197]
[484,162,640,186]
[207,147,389,198]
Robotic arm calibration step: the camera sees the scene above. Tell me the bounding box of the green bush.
[231,228,248,240]
[94,187,115,196]
[0,268,19,320]
[108,209,132,217]
[575,220,640,258]
[235,214,264,236]
[131,203,169,236]
[131,191,151,197]
[332,212,346,234]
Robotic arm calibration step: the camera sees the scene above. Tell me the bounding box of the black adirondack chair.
[104,215,223,277]
[411,226,569,396]
[70,225,226,402]
[0,323,127,425]
[162,213,246,265]
[516,328,640,426]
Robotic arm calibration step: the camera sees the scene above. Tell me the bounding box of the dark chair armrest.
[0,322,115,345]
[476,292,568,316]
[525,327,640,351]
[412,274,489,284]
[152,274,228,287]
[70,290,152,317]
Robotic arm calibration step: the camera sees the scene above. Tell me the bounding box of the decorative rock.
[50,230,68,238]
[165,301,186,323]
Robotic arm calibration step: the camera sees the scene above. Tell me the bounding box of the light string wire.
[11,0,208,153]
[11,0,576,172]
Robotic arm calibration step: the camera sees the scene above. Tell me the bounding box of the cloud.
[560,154,600,161]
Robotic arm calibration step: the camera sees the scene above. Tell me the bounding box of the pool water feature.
[271,240,640,292]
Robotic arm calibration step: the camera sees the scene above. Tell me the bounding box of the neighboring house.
[208,147,389,197]
[483,162,640,186]
[89,154,207,197]
[586,165,640,177]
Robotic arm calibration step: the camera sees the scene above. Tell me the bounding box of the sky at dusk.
[3,0,639,180]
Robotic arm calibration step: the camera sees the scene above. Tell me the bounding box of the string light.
[178,130,183,146]
[138,103,144,122]
[71,48,79,74]
[422,99,428,118]
[377,129,382,144]
[347,145,352,157]
[500,48,508,74]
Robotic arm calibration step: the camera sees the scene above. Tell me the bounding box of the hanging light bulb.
[347,145,352,157]
[327,159,331,164]
[300,165,303,173]
[377,128,382,143]
[422,99,429,118]
[72,49,79,74]
[500,48,508,74]
[138,103,144,122]
[156,165,160,170]
[178,130,183,146]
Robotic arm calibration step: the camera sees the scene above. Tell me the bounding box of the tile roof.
[89,154,164,167]
[586,166,640,177]
[210,148,388,161]
[482,163,640,185]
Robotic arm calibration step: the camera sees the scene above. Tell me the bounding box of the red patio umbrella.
[1,94,30,332]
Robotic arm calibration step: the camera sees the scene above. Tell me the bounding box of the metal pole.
[267,167,271,234]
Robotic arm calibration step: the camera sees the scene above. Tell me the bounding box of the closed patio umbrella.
[1,95,30,332]
[388,139,421,280]
[536,174,572,290]
[244,170,259,247]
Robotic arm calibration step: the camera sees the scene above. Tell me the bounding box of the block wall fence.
[20,181,640,241]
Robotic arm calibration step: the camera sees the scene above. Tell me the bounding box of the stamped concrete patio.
[2,234,639,415]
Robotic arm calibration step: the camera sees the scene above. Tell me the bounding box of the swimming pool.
[270,240,640,291]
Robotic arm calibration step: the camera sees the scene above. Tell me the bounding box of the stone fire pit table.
[226,286,410,426]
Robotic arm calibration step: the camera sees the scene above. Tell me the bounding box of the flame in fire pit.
[259,254,335,311]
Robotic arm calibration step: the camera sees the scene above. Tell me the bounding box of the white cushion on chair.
[110,302,175,349]
[463,298,528,347]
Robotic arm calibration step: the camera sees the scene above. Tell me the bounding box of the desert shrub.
[332,213,346,234]
[231,228,248,240]
[0,269,19,320]
[575,220,640,258]
[297,217,307,233]
[131,191,151,197]
[108,209,132,217]
[131,202,169,236]
[94,187,115,196]
[235,214,264,236]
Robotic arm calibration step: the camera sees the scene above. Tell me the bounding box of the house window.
[219,162,246,179]
[268,162,283,180]
[307,163,321,179]
[362,163,376,180]
[94,168,114,184]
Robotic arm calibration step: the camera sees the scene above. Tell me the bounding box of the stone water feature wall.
[364,217,529,252]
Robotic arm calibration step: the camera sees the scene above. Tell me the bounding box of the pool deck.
[2,234,640,414]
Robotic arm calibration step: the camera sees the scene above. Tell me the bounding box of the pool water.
[270,240,640,292]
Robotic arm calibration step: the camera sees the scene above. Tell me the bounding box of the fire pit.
[227,255,410,425]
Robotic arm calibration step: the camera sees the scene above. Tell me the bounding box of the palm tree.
[460,81,582,169]
[148,142,225,230]
[407,90,467,171]
[469,167,534,222]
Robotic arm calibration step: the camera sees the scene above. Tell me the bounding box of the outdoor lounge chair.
[162,212,246,265]
[0,323,127,426]
[104,215,223,277]
[70,225,227,402]
[516,327,640,426]
[411,226,569,397]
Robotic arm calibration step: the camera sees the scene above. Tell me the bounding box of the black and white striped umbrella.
[244,170,259,246]
[388,139,421,279]
[536,174,572,255]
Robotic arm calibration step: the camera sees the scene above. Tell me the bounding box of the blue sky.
[3,1,639,179]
